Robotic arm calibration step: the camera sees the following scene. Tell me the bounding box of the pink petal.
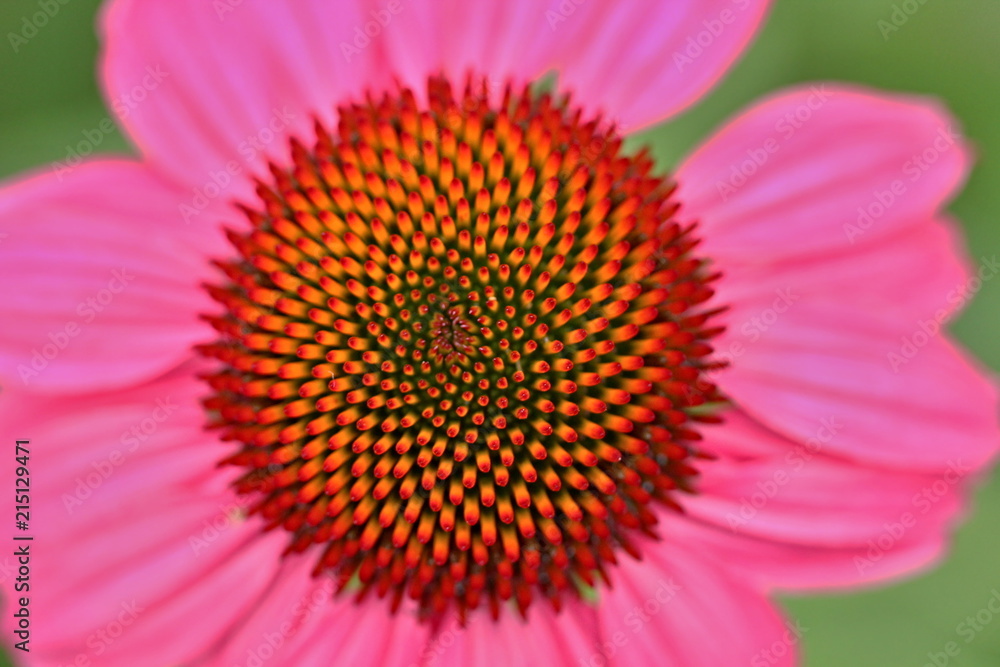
[714,216,973,336]
[553,0,773,130]
[668,409,975,590]
[692,410,963,546]
[596,538,799,666]
[678,85,971,262]
[707,217,982,463]
[100,0,768,210]
[381,0,772,130]
[379,0,564,95]
[661,510,952,594]
[100,0,390,199]
[717,300,999,471]
[428,599,603,667]
[279,598,433,667]
[676,86,997,470]
[0,161,224,392]
[203,553,344,666]
[0,370,291,666]
[193,552,436,666]
[76,530,289,667]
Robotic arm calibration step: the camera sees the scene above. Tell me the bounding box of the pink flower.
[1,1,996,665]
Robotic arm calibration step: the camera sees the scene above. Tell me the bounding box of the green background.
[0,0,998,665]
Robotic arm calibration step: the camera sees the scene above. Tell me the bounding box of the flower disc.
[199,76,724,621]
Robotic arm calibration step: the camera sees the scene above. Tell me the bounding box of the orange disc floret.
[198,74,726,623]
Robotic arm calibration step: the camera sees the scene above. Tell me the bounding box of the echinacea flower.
[1,0,997,665]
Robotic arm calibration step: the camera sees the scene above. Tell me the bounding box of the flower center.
[198,75,724,622]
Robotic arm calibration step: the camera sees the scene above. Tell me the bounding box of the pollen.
[198,75,725,622]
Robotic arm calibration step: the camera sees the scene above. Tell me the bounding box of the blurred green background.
[0,0,997,665]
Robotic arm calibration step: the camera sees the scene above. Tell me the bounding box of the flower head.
[200,76,723,620]
[0,1,996,666]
